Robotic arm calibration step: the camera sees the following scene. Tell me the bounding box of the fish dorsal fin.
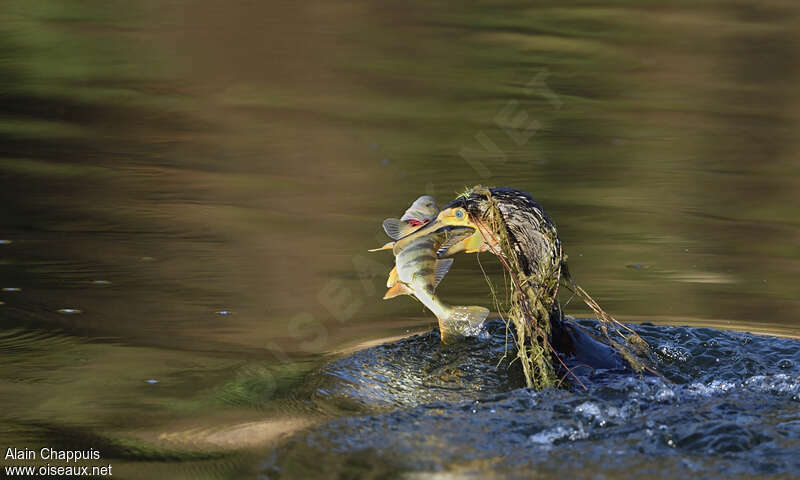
[368,241,395,252]
[386,266,398,288]
[433,258,454,290]
[383,282,412,299]
[435,229,475,257]
[382,218,417,240]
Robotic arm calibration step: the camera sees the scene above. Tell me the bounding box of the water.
[1,0,799,478]
[270,320,800,478]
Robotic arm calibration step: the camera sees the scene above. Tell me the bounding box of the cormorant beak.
[422,207,477,231]
[388,207,483,248]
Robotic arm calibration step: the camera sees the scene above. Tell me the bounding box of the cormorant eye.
[455,209,465,219]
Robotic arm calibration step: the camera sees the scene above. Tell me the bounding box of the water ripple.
[266,320,800,478]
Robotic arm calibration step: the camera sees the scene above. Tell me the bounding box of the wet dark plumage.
[448,187,628,374]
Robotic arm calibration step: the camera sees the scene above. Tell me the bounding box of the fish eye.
[455,209,465,219]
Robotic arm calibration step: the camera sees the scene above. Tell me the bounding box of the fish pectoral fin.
[382,218,417,240]
[436,236,462,257]
[368,241,395,252]
[386,266,398,288]
[383,282,412,299]
[433,258,454,290]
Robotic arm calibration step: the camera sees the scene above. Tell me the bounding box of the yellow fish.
[371,202,491,288]
[382,225,489,343]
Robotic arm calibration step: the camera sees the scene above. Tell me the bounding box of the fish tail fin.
[438,306,490,343]
[457,306,490,325]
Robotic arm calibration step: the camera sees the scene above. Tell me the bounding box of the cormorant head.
[441,187,562,278]
[429,205,474,228]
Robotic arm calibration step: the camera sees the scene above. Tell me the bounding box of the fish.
[371,199,491,295]
[383,226,489,343]
[372,204,493,253]
[380,224,488,288]
[381,195,439,241]
[371,201,492,253]
[371,203,495,292]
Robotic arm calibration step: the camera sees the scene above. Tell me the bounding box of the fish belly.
[395,242,450,320]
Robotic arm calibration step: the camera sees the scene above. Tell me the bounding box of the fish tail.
[438,306,490,344]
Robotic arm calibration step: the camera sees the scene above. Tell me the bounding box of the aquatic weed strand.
[465,185,656,387]
[468,187,573,389]
[559,278,658,376]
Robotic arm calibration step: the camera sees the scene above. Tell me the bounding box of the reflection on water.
[1,0,799,478]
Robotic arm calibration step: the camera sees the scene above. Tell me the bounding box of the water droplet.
[57,308,82,314]
[657,344,691,363]
[216,310,232,316]
[2,287,21,292]
[140,256,156,262]
[146,379,159,385]
[381,158,390,166]
[656,387,675,403]
[0,301,4,306]
[0,239,11,245]
[92,280,111,286]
